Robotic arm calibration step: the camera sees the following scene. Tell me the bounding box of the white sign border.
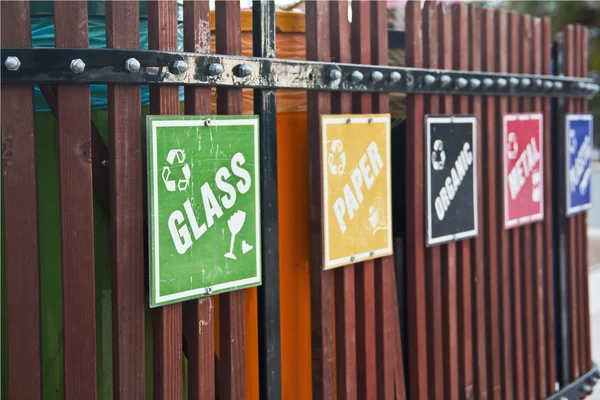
[321,115,393,270]
[565,113,594,216]
[147,117,262,308]
[503,112,545,229]
[425,115,479,247]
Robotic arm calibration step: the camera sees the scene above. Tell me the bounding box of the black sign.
[425,115,478,246]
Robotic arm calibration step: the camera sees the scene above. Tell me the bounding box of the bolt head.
[497,78,507,88]
[389,71,401,83]
[207,62,223,76]
[482,78,494,88]
[124,58,140,72]
[581,384,593,394]
[440,75,452,87]
[70,58,85,73]
[350,70,363,83]
[456,77,468,89]
[236,63,252,78]
[173,60,188,74]
[509,77,519,86]
[328,69,342,81]
[371,71,384,83]
[521,78,531,88]
[350,255,356,261]
[470,78,481,89]
[534,78,543,88]
[423,74,436,86]
[543,80,553,90]
[4,56,21,71]
[554,81,563,90]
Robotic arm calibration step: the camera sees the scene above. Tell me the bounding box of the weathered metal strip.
[1,1,43,398]
[1,47,597,98]
[543,362,599,400]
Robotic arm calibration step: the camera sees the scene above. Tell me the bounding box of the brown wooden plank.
[182,1,215,398]
[468,5,488,400]
[452,5,474,399]
[105,1,145,398]
[507,11,525,400]
[423,3,444,400]
[147,1,183,398]
[351,1,377,398]
[482,8,502,400]
[1,1,43,399]
[405,2,430,399]
[306,2,336,399]
[541,17,557,393]
[53,2,98,398]
[495,9,514,399]
[439,5,459,399]
[531,17,548,398]
[329,1,357,399]
[214,2,247,399]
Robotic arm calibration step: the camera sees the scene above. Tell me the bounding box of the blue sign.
[566,114,594,216]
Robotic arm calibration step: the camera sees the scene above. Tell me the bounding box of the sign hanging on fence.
[426,115,478,246]
[146,115,261,308]
[566,113,594,216]
[321,114,393,270]
[503,113,544,228]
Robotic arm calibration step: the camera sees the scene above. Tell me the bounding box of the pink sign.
[503,113,544,229]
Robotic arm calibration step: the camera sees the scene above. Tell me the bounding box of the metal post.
[253,1,282,398]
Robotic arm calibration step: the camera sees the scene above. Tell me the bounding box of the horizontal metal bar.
[2,47,598,98]
[545,362,600,400]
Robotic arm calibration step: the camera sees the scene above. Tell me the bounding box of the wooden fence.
[0,0,595,399]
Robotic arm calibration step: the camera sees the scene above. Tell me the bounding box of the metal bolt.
[581,384,593,394]
[350,70,363,83]
[173,60,188,74]
[389,71,401,83]
[204,119,211,126]
[576,81,587,90]
[440,75,452,87]
[70,58,85,73]
[590,376,599,384]
[590,83,600,93]
[207,62,223,76]
[456,77,468,89]
[482,78,493,88]
[100,160,109,167]
[369,251,375,256]
[533,78,542,88]
[236,63,252,78]
[371,71,384,83]
[509,77,519,87]
[543,80,553,90]
[350,255,356,262]
[124,58,140,72]
[206,286,212,294]
[328,68,342,82]
[470,78,481,89]
[520,78,531,88]
[4,56,21,71]
[423,74,436,86]
[497,78,507,88]
[554,81,563,90]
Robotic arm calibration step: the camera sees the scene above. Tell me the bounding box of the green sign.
[147,115,261,307]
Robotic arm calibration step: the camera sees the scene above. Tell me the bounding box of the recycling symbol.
[568,129,578,155]
[162,149,191,192]
[506,132,519,160]
[431,139,446,171]
[328,140,347,175]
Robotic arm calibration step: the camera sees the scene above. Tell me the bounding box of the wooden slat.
[370,1,404,398]
[531,17,548,398]
[469,5,488,400]
[214,2,247,399]
[105,1,145,398]
[423,3,444,400]
[405,2,430,399]
[330,2,357,399]
[542,17,557,393]
[182,1,215,398]
[507,11,525,400]
[1,1,43,399]
[482,8,502,400]
[351,1,377,398]
[306,2,336,399]
[53,2,98,398]
[439,5,459,399]
[147,1,183,398]
[495,9,514,398]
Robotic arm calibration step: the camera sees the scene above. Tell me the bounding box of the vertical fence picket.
[330,1,358,397]
[423,3,444,399]
[147,1,183,398]
[105,1,145,398]
[182,1,215,398]
[53,2,98,398]
[306,1,336,399]
[1,1,43,399]
[405,2,430,399]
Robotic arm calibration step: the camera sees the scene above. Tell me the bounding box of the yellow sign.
[321,114,393,270]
